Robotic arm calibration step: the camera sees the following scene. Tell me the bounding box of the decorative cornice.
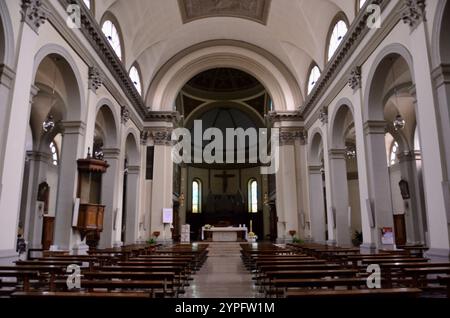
[88,66,103,92]
[266,111,303,124]
[401,0,426,29]
[145,111,181,124]
[58,0,146,116]
[21,0,47,33]
[299,0,386,117]
[151,129,173,146]
[0,64,16,88]
[363,120,387,135]
[432,64,450,88]
[121,105,130,124]
[328,148,347,159]
[319,107,328,125]
[348,66,362,91]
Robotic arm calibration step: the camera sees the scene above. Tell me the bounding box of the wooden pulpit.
[75,155,109,249]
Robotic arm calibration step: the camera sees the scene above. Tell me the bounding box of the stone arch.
[95,99,120,149]
[329,98,355,149]
[33,44,86,121]
[363,44,415,121]
[431,0,450,66]
[124,131,140,167]
[146,40,303,112]
[308,128,325,165]
[0,1,15,67]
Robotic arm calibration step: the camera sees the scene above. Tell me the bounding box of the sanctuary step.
[205,242,243,257]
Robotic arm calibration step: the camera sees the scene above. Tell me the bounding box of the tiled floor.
[183,242,260,298]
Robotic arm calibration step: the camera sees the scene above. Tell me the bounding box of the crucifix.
[214,170,235,193]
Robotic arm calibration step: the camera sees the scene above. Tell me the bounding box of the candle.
[250,220,253,233]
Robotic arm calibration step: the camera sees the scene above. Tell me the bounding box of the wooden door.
[41,216,55,250]
[393,214,407,246]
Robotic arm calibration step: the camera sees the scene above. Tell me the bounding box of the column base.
[113,241,124,248]
[360,243,377,253]
[72,243,89,255]
[0,249,17,265]
[425,248,450,261]
[326,240,337,246]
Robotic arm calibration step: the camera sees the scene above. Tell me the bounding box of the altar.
[202,227,248,242]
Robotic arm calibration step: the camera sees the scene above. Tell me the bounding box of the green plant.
[147,238,156,245]
[292,237,303,244]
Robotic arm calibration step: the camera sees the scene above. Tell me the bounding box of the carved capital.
[151,129,173,146]
[348,66,361,91]
[279,129,306,146]
[88,66,103,92]
[21,0,47,33]
[401,0,426,29]
[121,106,130,124]
[140,130,149,145]
[319,107,328,125]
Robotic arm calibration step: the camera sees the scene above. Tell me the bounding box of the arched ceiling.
[93,0,358,100]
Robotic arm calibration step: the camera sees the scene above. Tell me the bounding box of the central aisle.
[183,242,259,298]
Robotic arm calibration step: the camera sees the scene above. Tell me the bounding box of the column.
[364,121,394,248]
[124,165,140,244]
[98,148,121,249]
[275,129,300,242]
[0,64,15,191]
[53,121,85,251]
[150,128,173,243]
[328,149,351,246]
[179,164,188,230]
[308,165,326,243]
[0,2,45,253]
[295,136,310,240]
[406,7,450,255]
[23,151,51,249]
[397,151,426,244]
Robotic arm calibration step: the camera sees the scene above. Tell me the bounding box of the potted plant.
[247,232,257,243]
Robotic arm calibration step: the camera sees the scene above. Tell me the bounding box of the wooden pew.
[285,288,422,299]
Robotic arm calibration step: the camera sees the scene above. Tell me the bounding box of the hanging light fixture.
[346,145,356,159]
[42,57,59,134]
[390,58,406,131]
[42,115,55,133]
[393,114,406,131]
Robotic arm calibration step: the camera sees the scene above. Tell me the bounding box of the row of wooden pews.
[0,243,208,300]
[242,243,450,299]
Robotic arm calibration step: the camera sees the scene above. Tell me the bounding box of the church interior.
[1,0,450,303]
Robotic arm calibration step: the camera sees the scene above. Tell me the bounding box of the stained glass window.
[390,141,399,166]
[248,180,258,213]
[50,141,58,166]
[192,180,201,213]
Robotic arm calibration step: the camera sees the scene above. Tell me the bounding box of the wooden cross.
[214,170,235,193]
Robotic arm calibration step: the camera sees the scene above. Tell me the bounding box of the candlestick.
[250,220,253,233]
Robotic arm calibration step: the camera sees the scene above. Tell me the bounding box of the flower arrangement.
[204,224,212,230]
[248,232,257,238]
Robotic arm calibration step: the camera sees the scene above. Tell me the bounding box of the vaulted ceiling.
[92,0,360,100]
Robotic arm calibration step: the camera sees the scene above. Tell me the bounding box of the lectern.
[75,153,109,249]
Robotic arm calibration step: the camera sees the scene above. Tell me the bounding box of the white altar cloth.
[202,226,248,242]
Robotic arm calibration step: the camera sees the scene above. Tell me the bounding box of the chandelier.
[42,115,55,133]
[346,145,356,159]
[393,114,406,131]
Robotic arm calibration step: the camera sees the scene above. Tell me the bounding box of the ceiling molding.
[178,0,271,25]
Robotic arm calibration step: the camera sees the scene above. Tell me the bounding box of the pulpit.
[74,154,109,249]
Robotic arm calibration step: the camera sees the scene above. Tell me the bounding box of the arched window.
[327,19,348,61]
[49,141,58,166]
[102,20,122,60]
[307,65,321,95]
[129,65,142,95]
[359,0,368,10]
[192,179,201,213]
[248,179,258,213]
[390,141,399,166]
[83,0,91,9]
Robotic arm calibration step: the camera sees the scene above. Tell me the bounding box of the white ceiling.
[93,0,359,100]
